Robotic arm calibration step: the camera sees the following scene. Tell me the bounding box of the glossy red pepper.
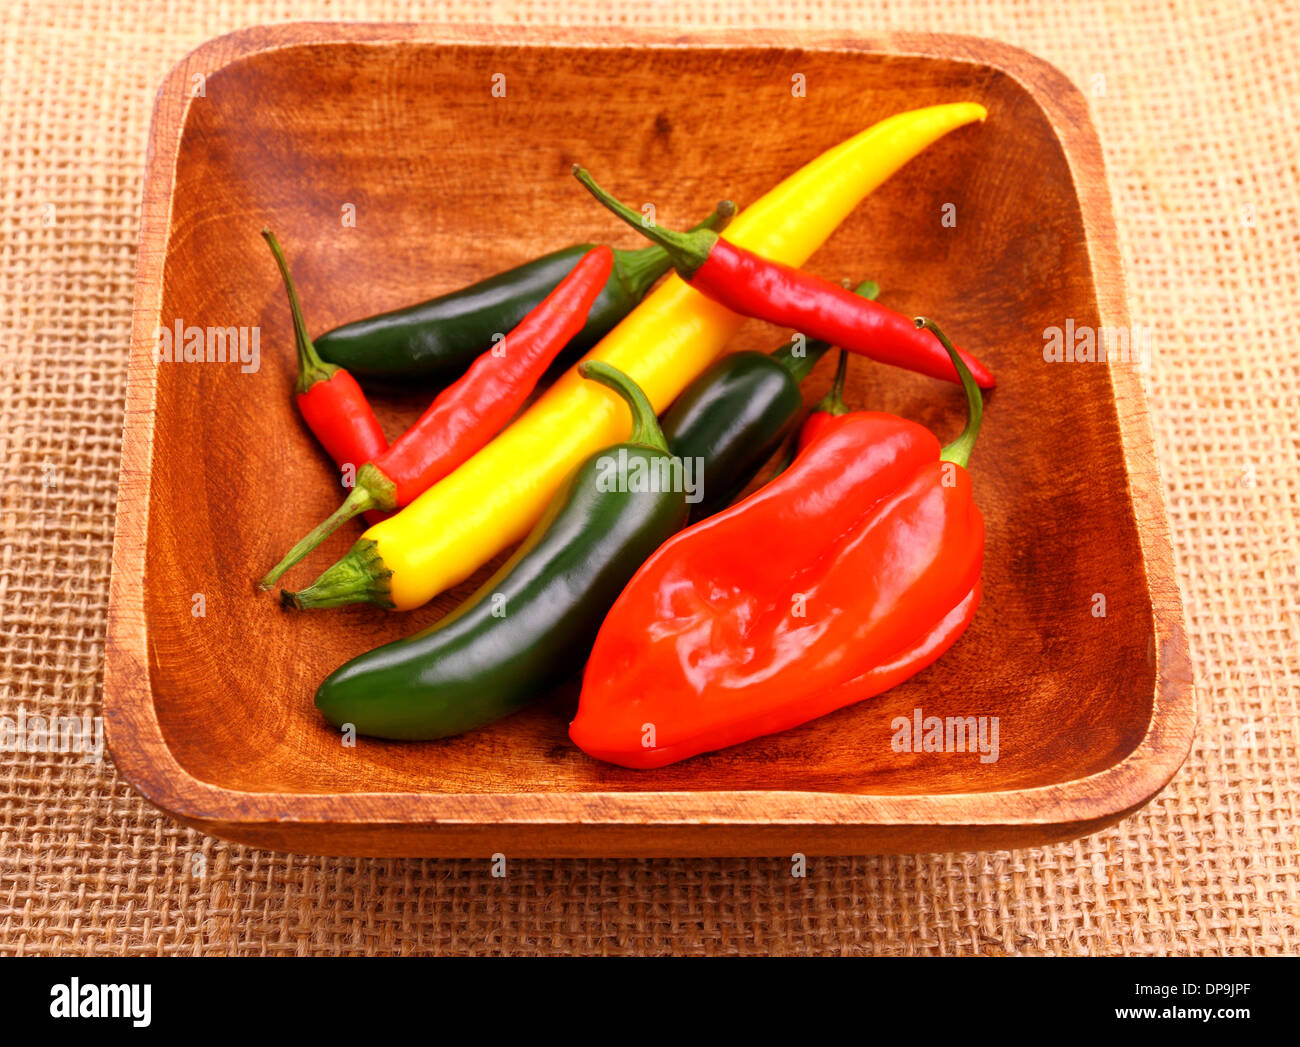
[263,229,389,527]
[573,168,996,390]
[569,318,985,769]
[260,245,615,589]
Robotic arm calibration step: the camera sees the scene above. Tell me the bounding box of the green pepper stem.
[572,166,717,279]
[262,228,336,394]
[578,360,669,452]
[607,244,664,303]
[773,338,833,384]
[696,200,737,233]
[917,317,984,469]
[281,538,394,610]
[610,200,737,301]
[852,279,881,301]
[771,279,879,383]
[258,463,396,590]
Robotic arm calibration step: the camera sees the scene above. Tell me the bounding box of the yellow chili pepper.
[285,102,987,612]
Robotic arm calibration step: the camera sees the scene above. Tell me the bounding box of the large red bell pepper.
[570,319,986,769]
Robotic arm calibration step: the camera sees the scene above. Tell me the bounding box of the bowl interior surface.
[145,40,1153,797]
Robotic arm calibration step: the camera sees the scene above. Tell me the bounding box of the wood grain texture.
[104,22,1194,857]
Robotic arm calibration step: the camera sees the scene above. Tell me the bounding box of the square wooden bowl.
[105,23,1194,857]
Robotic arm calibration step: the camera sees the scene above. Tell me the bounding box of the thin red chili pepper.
[263,229,389,528]
[573,167,996,389]
[259,244,615,589]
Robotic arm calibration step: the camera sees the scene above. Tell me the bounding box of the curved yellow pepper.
[291,102,987,611]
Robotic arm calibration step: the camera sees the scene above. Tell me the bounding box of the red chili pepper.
[569,318,985,769]
[573,168,996,389]
[262,229,389,527]
[260,244,615,589]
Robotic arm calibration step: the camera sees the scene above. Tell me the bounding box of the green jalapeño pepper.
[315,205,735,384]
[662,280,878,519]
[313,361,689,741]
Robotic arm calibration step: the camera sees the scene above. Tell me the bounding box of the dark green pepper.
[662,280,879,519]
[315,205,735,384]
[313,361,688,741]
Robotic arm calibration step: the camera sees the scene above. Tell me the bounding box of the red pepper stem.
[257,463,396,590]
[611,200,737,298]
[261,228,337,394]
[571,166,717,279]
[813,350,852,416]
[578,360,668,452]
[916,317,984,469]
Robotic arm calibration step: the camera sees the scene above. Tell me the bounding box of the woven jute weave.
[1,0,1296,955]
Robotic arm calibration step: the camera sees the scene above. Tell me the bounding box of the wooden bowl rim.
[105,21,1195,844]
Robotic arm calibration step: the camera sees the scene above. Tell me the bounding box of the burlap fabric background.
[1,0,1296,955]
